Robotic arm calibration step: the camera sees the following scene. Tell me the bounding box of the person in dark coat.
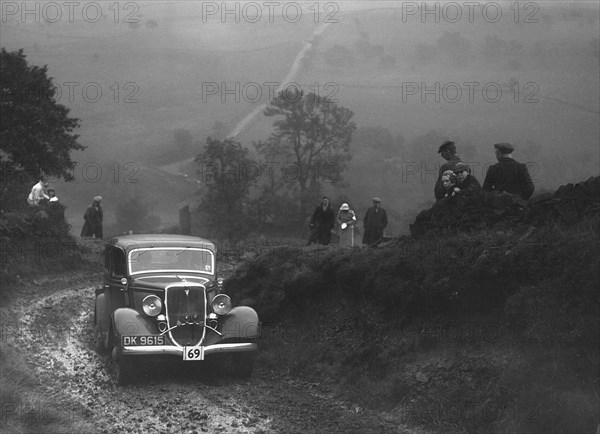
[362,197,388,247]
[453,162,482,196]
[434,141,463,200]
[81,196,103,239]
[307,196,335,245]
[46,189,65,221]
[483,143,535,200]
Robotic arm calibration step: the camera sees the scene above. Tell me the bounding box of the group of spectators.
[434,141,535,202]
[27,175,103,239]
[26,176,63,224]
[307,140,535,248]
[307,196,388,248]
[27,176,59,206]
[27,140,533,247]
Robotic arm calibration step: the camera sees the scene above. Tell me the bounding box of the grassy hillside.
[225,179,599,432]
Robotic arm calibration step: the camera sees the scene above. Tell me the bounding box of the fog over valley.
[2,0,598,236]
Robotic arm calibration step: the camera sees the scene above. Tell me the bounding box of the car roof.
[108,234,216,253]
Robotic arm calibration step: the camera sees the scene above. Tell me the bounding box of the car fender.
[221,306,260,340]
[113,307,158,337]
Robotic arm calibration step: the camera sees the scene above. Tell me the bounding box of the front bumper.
[122,342,257,356]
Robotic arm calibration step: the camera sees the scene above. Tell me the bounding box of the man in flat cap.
[434,141,463,201]
[453,162,482,196]
[362,197,388,247]
[483,143,534,200]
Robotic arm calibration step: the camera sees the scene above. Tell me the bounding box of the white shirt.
[28,181,49,205]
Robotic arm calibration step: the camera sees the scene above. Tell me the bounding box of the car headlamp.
[142,295,163,317]
[211,294,232,315]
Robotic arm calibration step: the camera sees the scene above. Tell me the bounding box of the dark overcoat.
[362,206,388,246]
[456,174,482,195]
[81,204,103,238]
[482,157,534,200]
[309,205,335,245]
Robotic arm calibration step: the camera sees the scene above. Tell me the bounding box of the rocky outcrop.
[410,176,600,237]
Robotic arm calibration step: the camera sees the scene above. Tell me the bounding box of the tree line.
[194,88,356,241]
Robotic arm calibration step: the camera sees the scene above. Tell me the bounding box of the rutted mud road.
[1,272,410,433]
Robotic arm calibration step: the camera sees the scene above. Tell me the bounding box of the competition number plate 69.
[183,346,204,361]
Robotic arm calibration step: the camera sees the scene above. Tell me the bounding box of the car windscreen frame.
[128,247,215,276]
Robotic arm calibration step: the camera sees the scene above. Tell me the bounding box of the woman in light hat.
[337,203,357,248]
[81,196,103,239]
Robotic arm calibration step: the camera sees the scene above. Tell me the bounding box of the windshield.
[128,248,214,275]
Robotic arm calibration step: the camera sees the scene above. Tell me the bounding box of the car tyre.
[231,351,256,379]
[94,324,108,354]
[112,335,137,386]
[113,346,136,386]
[115,357,136,385]
[94,294,113,354]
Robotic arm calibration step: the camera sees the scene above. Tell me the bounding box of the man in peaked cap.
[434,140,463,200]
[483,142,535,200]
[362,197,388,247]
[453,162,482,196]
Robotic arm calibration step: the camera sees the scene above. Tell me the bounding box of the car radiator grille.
[165,285,206,346]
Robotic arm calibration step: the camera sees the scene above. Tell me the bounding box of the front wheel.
[231,351,256,379]
[112,335,137,386]
[112,346,136,386]
[115,357,136,385]
[94,294,113,354]
[94,324,109,354]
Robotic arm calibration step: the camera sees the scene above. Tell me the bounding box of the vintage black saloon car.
[94,234,259,384]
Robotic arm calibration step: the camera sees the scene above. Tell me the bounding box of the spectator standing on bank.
[362,197,388,247]
[434,141,463,201]
[483,143,535,200]
[337,203,357,248]
[307,196,335,246]
[81,196,103,239]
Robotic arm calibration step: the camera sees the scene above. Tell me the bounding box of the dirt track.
[1,271,414,433]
